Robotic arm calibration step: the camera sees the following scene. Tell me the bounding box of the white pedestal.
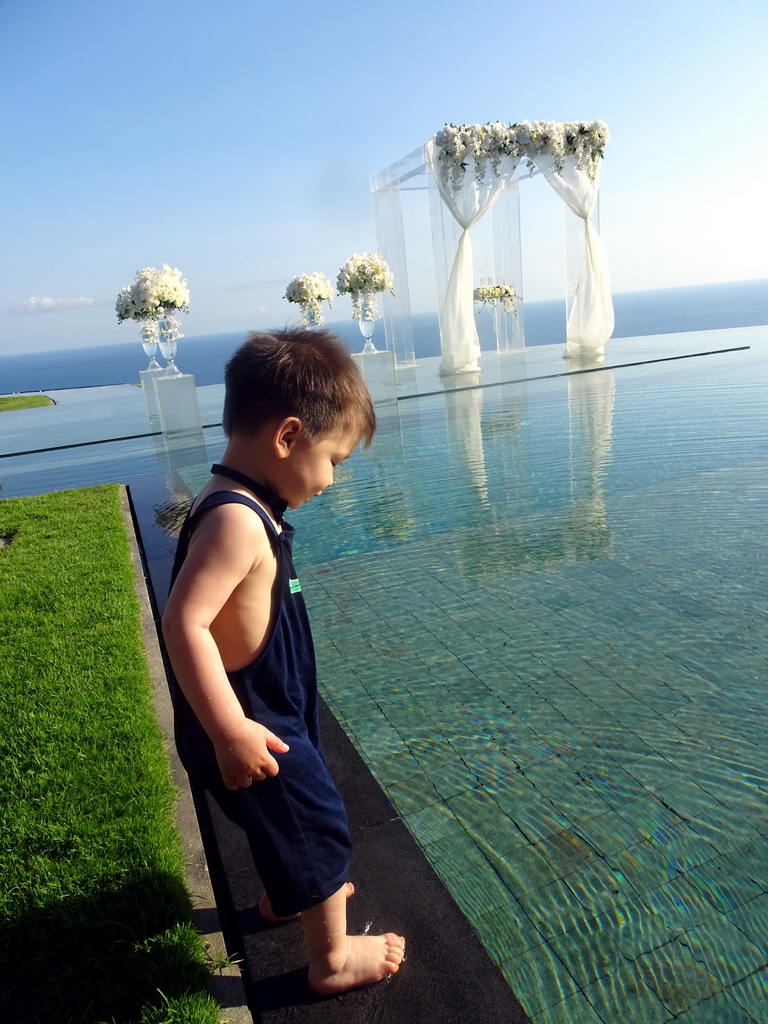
[352,349,397,405]
[152,373,202,435]
[140,368,165,426]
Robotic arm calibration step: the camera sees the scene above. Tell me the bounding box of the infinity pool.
[298,345,768,1022]
[2,335,767,1021]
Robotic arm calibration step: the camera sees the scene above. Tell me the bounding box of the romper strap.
[211,463,287,525]
[190,491,280,545]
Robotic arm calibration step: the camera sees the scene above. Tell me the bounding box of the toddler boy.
[163,328,405,994]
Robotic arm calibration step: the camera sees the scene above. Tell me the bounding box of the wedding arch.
[371,120,614,373]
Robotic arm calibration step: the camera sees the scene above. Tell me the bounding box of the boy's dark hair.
[223,328,376,445]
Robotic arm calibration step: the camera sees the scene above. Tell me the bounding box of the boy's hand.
[214,719,290,790]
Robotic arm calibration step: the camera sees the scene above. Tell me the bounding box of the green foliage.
[0,486,221,1023]
[0,394,53,411]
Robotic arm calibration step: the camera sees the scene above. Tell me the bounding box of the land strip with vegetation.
[0,485,221,1023]
[0,394,54,411]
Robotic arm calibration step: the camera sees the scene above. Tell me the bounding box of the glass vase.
[358,293,379,354]
[303,306,322,328]
[159,312,184,377]
[139,319,161,370]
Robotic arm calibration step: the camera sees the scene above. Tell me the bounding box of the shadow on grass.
[0,869,213,1024]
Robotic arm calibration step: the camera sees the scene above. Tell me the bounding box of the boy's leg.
[303,883,405,994]
[259,881,355,924]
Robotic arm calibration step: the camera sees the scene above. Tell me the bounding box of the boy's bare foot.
[308,933,406,995]
[259,882,356,924]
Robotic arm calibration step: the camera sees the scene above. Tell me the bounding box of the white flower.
[336,253,394,320]
[473,283,517,316]
[433,119,609,195]
[284,272,334,326]
[115,264,190,323]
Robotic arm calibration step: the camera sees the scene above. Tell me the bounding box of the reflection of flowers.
[284,272,334,326]
[433,120,609,195]
[116,264,190,322]
[337,252,394,321]
[473,284,517,316]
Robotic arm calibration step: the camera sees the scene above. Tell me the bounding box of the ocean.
[1,279,765,395]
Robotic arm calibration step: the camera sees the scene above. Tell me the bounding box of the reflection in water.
[444,387,488,507]
[154,493,191,537]
[443,367,616,579]
[151,429,210,537]
[567,367,615,515]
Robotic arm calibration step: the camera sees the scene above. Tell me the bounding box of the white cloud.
[8,296,99,314]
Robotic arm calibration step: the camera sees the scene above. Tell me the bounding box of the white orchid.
[433,120,609,196]
[284,272,334,326]
[336,253,394,321]
[473,283,517,316]
[115,264,190,323]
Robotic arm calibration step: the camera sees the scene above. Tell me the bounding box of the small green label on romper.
[289,578,301,594]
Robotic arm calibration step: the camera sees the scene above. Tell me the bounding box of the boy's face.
[281,425,360,510]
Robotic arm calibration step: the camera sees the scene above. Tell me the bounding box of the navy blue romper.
[169,464,353,916]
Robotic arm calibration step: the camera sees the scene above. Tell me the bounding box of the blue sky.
[0,0,765,354]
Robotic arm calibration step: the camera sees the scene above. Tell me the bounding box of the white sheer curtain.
[533,154,614,358]
[426,140,519,374]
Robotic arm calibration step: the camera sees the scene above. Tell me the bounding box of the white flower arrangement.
[115,264,190,323]
[336,252,394,321]
[433,120,609,195]
[284,272,334,326]
[473,283,517,316]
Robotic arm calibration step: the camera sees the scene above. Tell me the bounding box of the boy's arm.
[162,503,289,789]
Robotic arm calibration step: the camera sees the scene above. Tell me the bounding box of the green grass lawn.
[0,485,222,1024]
[0,394,54,411]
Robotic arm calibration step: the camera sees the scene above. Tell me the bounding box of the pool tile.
[499,943,580,1013]
[642,875,718,931]
[423,829,496,879]
[519,876,595,938]
[425,761,477,800]
[384,772,442,815]
[727,966,768,1020]
[678,916,766,987]
[473,899,542,961]
[576,809,646,856]
[607,839,678,895]
[548,915,623,988]
[726,892,768,954]
[581,958,670,1023]
[686,855,765,915]
[530,990,605,1024]
[402,802,466,845]
[486,843,560,895]
[673,989,760,1024]
[593,896,676,960]
[439,859,517,919]
[635,938,722,1015]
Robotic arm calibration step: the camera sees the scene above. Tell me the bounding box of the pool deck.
[3,324,767,1022]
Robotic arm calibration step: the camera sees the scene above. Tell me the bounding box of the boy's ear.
[273,417,304,458]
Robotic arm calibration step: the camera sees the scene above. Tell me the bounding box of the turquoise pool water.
[297,346,768,1022]
[1,335,766,1021]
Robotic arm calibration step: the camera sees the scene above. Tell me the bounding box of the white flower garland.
[433,120,609,195]
[284,272,334,326]
[473,283,517,316]
[336,252,394,320]
[116,264,190,322]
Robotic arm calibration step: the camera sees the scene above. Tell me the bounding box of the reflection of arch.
[567,366,616,523]
[444,387,488,507]
[372,122,613,373]
[449,367,615,579]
